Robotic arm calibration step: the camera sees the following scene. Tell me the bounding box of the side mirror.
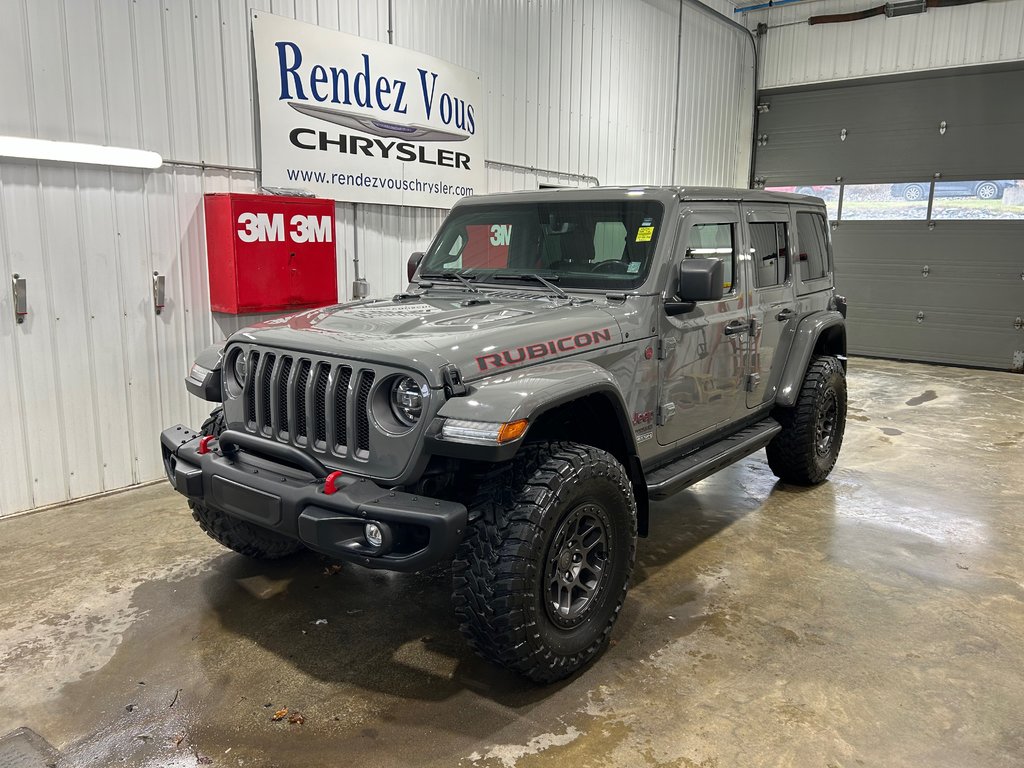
[407,251,424,283]
[665,258,724,316]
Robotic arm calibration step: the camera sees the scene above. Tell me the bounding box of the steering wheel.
[590,260,630,274]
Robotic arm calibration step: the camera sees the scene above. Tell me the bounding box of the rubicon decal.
[476,329,614,372]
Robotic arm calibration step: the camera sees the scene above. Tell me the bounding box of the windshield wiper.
[419,270,480,293]
[492,273,569,300]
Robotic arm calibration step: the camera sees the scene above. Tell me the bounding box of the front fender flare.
[436,360,636,449]
[776,311,846,407]
[185,343,225,402]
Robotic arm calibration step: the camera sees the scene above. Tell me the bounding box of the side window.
[749,222,788,288]
[686,223,735,292]
[795,212,829,282]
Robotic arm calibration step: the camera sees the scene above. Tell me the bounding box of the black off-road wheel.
[452,442,637,683]
[188,408,303,560]
[766,355,847,485]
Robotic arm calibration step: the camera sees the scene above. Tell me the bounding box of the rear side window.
[686,223,735,292]
[795,212,829,282]
[749,222,788,287]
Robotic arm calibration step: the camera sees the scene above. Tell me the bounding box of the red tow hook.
[197,435,216,455]
[323,470,344,495]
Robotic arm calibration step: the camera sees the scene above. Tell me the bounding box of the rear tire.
[766,356,847,485]
[976,181,999,200]
[188,407,303,560]
[452,442,637,683]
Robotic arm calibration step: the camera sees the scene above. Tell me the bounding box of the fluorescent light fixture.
[0,135,163,169]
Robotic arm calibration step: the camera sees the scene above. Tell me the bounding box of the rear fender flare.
[776,311,846,408]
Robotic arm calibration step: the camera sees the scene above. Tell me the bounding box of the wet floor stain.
[905,390,938,406]
[879,427,903,436]
[849,414,870,422]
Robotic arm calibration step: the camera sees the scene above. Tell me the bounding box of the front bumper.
[160,425,467,572]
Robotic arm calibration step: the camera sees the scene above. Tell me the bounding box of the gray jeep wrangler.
[161,187,848,682]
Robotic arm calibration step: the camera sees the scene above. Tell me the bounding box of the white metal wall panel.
[746,0,1024,89]
[0,0,752,516]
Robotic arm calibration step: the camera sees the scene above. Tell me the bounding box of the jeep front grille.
[242,350,376,461]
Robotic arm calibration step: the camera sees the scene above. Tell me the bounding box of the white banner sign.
[252,12,485,208]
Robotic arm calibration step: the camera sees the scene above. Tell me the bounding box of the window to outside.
[765,185,840,221]
[685,223,735,292]
[930,179,1024,220]
[842,183,930,220]
[795,213,829,282]
[749,222,788,288]
[422,201,664,290]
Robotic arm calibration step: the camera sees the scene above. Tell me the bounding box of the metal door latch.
[152,272,166,315]
[657,337,677,360]
[12,274,27,323]
[657,402,676,426]
[921,265,930,277]
[916,311,925,324]
[1014,316,1024,331]
[746,373,761,392]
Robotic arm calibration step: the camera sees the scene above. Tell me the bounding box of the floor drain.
[0,728,59,768]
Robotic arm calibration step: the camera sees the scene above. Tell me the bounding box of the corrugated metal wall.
[0,0,753,516]
[744,0,1024,89]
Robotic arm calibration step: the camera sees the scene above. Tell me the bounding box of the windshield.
[420,200,665,290]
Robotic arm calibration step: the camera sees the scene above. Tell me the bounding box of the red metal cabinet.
[204,193,338,314]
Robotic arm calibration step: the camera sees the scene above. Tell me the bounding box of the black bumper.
[160,425,467,572]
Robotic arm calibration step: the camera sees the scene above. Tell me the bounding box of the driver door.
[657,206,750,446]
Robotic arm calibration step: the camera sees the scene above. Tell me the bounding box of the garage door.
[753,64,1024,371]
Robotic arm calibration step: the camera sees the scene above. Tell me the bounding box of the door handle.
[724,320,746,336]
[153,272,165,315]
[12,274,27,324]
[776,308,796,322]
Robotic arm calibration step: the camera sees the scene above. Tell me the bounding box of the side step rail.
[646,418,782,500]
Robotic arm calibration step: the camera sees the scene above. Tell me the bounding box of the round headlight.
[233,350,247,386]
[390,376,423,427]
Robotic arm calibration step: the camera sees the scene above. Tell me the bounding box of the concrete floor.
[2,358,1023,768]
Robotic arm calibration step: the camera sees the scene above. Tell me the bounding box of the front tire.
[452,442,637,683]
[766,356,847,485]
[188,408,303,560]
[902,184,925,201]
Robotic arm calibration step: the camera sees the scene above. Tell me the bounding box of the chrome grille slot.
[332,366,353,453]
[312,363,329,448]
[245,351,259,426]
[257,352,276,436]
[276,356,293,437]
[294,359,311,442]
[355,371,375,455]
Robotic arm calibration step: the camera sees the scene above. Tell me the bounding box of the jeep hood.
[230,293,625,384]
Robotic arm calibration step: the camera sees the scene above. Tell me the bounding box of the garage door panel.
[832,221,1024,370]
[848,305,1020,369]
[758,66,1024,184]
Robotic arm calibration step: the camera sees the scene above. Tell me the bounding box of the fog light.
[365,522,384,548]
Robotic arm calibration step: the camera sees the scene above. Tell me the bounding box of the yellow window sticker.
[636,226,654,242]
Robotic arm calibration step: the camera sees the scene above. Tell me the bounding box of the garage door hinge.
[657,337,676,360]
[1014,316,1023,331]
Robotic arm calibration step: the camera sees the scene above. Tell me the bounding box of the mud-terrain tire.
[452,442,637,683]
[766,356,847,485]
[188,407,303,560]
